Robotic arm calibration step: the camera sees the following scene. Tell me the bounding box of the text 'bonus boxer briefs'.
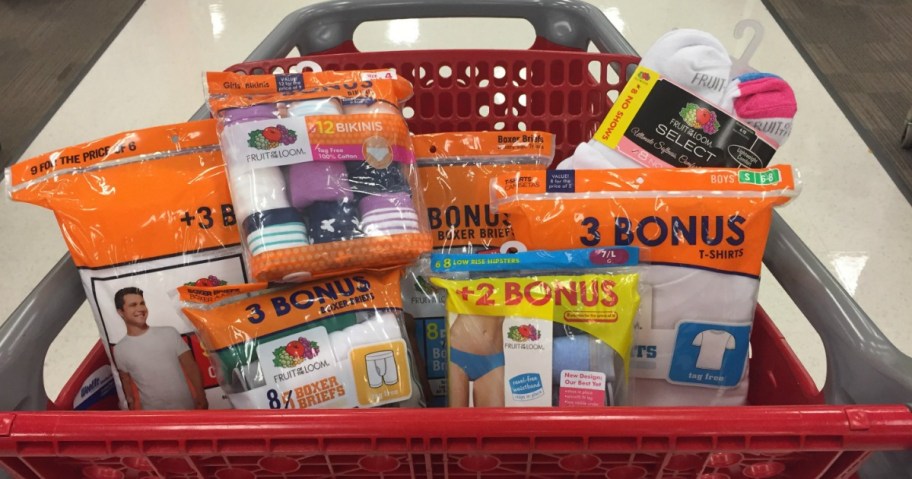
[179,270,425,409]
[490,165,800,406]
[205,70,432,283]
[429,248,641,408]
[404,130,554,406]
[6,120,245,411]
[413,131,555,253]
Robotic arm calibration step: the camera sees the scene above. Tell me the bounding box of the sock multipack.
[559,29,797,171]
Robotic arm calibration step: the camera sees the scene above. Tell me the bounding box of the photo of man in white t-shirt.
[112,287,208,410]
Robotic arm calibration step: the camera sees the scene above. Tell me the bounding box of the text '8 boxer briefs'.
[179,269,425,409]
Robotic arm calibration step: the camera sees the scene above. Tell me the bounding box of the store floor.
[1,0,909,400]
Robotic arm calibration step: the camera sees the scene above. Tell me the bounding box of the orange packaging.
[405,131,554,406]
[205,70,431,283]
[6,120,246,411]
[490,165,801,406]
[414,131,554,253]
[491,165,799,277]
[179,270,425,410]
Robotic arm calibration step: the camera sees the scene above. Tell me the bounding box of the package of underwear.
[179,269,425,409]
[206,69,432,283]
[5,120,246,411]
[429,247,641,407]
[403,131,555,406]
[490,165,800,406]
[413,131,555,252]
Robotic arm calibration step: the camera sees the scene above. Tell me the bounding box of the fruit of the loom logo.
[273,337,320,368]
[249,124,297,150]
[507,324,541,342]
[184,275,228,287]
[680,103,720,134]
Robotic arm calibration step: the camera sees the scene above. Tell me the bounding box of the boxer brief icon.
[365,350,398,388]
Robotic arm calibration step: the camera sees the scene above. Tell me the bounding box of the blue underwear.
[450,347,505,381]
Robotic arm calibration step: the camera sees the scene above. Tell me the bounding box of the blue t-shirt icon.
[668,321,751,388]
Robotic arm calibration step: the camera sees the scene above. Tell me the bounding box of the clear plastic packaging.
[490,165,800,406]
[5,120,243,410]
[178,270,425,409]
[412,131,555,253]
[429,247,641,407]
[403,130,555,406]
[205,70,432,283]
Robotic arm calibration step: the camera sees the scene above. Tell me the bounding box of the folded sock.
[345,162,410,195]
[560,30,733,171]
[639,29,733,104]
[242,207,310,256]
[287,161,353,209]
[305,197,363,243]
[358,192,420,236]
[720,73,797,147]
[556,140,643,170]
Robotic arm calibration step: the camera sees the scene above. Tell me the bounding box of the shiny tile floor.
[1,0,909,400]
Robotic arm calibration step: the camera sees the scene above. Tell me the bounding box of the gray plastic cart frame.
[1,1,909,477]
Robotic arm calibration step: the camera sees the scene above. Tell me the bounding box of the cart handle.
[765,211,912,477]
[0,254,84,411]
[189,0,637,121]
[243,0,637,60]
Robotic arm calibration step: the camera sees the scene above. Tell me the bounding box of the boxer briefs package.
[430,248,641,407]
[490,165,800,406]
[404,131,555,406]
[179,270,425,409]
[205,69,432,283]
[413,131,555,253]
[5,120,245,410]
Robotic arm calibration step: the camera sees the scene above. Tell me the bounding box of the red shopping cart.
[1,1,910,478]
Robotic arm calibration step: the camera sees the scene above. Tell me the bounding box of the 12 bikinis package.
[8,32,801,410]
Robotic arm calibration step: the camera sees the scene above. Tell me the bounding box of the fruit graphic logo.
[638,71,651,82]
[273,337,320,368]
[248,124,297,150]
[507,324,541,342]
[184,275,228,287]
[680,103,720,134]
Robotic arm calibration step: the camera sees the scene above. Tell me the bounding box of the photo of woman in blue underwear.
[448,314,505,407]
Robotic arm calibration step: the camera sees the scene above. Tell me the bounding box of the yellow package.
[430,247,640,407]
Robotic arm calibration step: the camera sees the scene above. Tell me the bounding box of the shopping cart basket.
[1,1,910,478]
